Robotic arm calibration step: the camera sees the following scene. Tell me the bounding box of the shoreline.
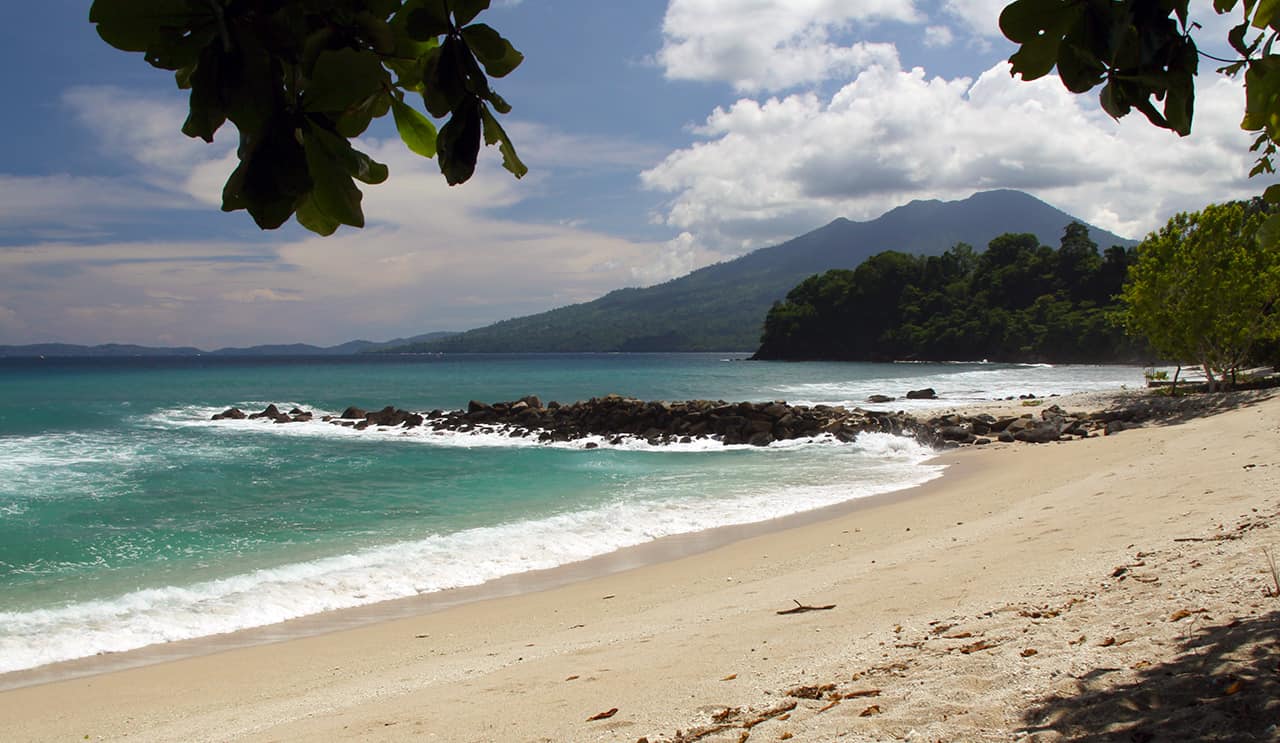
[0,388,1173,690]
[4,388,1276,741]
[0,385,1136,690]
[0,444,961,693]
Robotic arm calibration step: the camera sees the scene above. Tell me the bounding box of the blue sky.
[0,1,1268,347]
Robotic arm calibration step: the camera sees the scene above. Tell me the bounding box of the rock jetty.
[212,394,1156,449]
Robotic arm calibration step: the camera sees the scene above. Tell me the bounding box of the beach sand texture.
[3,390,1278,742]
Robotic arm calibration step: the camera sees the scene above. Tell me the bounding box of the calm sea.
[0,353,1144,675]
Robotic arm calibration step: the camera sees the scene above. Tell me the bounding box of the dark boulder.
[1014,425,1061,444]
[906,388,937,400]
[867,394,895,403]
[212,407,246,420]
[340,406,366,420]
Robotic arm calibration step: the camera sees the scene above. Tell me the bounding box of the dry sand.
[3,390,1279,742]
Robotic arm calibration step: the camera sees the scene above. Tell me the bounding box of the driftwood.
[777,599,836,615]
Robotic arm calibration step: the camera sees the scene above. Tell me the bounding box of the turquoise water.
[0,354,1145,673]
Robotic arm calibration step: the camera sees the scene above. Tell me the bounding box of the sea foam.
[0,430,940,675]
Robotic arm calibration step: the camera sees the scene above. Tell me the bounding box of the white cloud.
[62,86,236,202]
[0,175,189,225]
[0,129,694,347]
[923,25,956,48]
[941,0,1010,37]
[658,0,922,91]
[642,50,1270,254]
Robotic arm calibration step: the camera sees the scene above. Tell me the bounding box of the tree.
[89,0,526,235]
[1000,0,1280,239]
[1119,201,1280,389]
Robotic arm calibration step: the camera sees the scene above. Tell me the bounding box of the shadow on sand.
[1108,388,1276,428]
[1019,609,1280,741]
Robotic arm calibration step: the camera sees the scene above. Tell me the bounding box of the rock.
[249,404,281,420]
[974,437,991,446]
[1105,420,1130,436]
[340,406,366,419]
[867,394,895,403]
[520,395,542,409]
[748,431,775,446]
[939,425,974,442]
[212,407,245,420]
[906,388,937,400]
[998,431,1015,443]
[1014,425,1061,444]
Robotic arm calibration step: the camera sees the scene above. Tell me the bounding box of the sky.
[0,0,1270,348]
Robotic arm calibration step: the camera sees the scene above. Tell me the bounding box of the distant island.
[754,225,1145,363]
[0,332,457,359]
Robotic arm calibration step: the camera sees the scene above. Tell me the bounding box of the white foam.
[0,431,942,674]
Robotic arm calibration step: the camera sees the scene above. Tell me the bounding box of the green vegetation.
[1119,200,1280,390]
[1000,0,1280,239]
[89,0,525,235]
[754,224,1142,362]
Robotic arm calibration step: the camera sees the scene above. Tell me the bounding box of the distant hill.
[391,190,1137,353]
[0,332,457,358]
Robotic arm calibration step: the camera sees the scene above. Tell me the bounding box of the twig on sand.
[777,599,836,615]
[586,708,618,721]
[1264,547,1280,597]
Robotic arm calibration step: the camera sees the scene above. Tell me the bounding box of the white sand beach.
[3,389,1277,742]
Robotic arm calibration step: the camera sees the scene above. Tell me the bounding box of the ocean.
[0,353,1145,678]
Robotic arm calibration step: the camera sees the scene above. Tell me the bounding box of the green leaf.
[479,103,527,178]
[336,92,392,138]
[1099,80,1130,119]
[1253,0,1280,29]
[486,89,512,114]
[144,25,213,70]
[461,23,523,78]
[295,192,342,236]
[391,97,438,157]
[304,48,388,114]
[367,0,403,17]
[355,11,396,54]
[89,0,203,53]
[1000,0,1081,81]
[451,0,491,27]
[224,119,311,230]
[181,44,228,142]
[303,128,366,228]
[405,0,452,40]
[437,100,482,185]
[1243,57,1280,130]
[422,39,469,117]
[1258,212,1280,248]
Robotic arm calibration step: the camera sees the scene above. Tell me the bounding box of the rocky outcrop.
[216,394,1157,449]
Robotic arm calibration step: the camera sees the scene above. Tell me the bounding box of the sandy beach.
[3,389,1278,742]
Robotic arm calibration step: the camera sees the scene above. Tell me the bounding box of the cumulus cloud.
[923,25,956,48]
[642,49,1268,254]
[941,0,1009,37]
[658,0,922,91]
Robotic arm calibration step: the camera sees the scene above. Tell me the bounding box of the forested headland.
[753,224,1144,363]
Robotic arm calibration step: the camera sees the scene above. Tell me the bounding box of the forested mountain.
[397,190,1135,353]
[753,225,1144,362]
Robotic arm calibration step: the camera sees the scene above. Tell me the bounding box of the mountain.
[0,332,457,358]
[393,190,1137,353]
